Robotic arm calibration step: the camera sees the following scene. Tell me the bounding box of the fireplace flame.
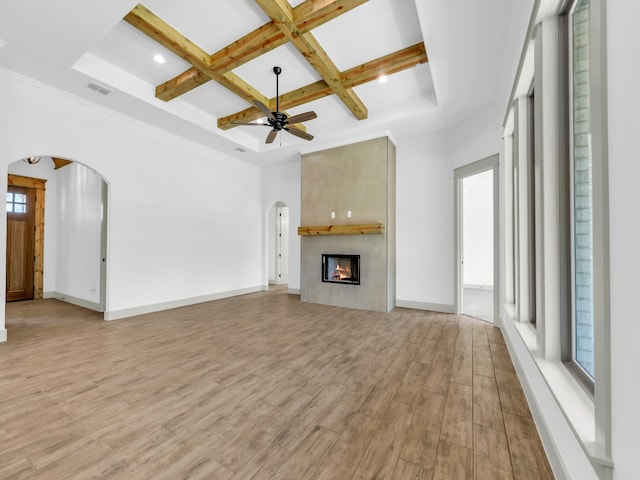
[332,264,351,281]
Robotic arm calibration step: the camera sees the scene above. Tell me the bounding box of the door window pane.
[7,190,28,215]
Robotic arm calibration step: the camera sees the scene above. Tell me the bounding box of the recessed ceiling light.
[378,74,388,84]
[153,54,165,64]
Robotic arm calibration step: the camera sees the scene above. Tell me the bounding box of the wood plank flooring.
[0,287,554,479]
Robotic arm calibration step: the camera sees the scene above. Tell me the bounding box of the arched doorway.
[5,155,109,313]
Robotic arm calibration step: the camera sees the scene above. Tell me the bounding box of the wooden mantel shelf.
[298,223,384,236]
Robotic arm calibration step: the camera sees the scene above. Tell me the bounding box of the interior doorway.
[5,157,109,315]
[268,202,289,285]
[6,174,46,302]
[454,155,499,323]
[6,183,37,301]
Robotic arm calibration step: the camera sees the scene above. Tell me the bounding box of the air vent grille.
[86,81,111,96]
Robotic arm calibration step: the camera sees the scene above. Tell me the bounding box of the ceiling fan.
[233,66,317,144]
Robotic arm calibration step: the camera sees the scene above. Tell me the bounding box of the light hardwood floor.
[0,287,554,479]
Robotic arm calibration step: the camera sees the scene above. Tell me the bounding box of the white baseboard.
[45,291,102,312]
[395,299,455,314]
[104,285,267,321]
[0,328,6,343]
[287,288,300,295]
[463,284,493,290]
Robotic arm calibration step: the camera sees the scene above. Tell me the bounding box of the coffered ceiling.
[0,0,534,164]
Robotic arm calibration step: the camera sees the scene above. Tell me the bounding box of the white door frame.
[454,154,499,322]
[275,204,289,284]
[99,179,108,312]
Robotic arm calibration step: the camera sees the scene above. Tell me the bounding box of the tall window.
[570,0,594,379]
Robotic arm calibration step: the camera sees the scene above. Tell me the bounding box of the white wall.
[0,69,264,327]
[606,0,640,477]
[463,169,494,287]
[450,108,504,170]
[55,162,103,306]
[396,133,454,309]
[7,158,58,294]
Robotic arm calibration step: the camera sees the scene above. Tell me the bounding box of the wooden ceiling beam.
[156,23,287,101]
[124,4,270,106]
[51,157,73,170]
[218,43,427,129]
[341,42,428,87]
[294,0,369,33]
[125,2,425,134]
[153,0,368,102]
[254,0,368,120]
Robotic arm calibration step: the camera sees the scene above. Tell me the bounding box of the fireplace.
[322,254,360,285]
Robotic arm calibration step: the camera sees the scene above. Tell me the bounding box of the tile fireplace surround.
[299,136,396,312]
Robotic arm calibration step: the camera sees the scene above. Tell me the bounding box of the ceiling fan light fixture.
[24,156,41,165]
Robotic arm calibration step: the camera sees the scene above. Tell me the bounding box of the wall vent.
[86,81,111,96]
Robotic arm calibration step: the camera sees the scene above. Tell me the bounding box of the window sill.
[501,303,613,477]
[512,320,596,444]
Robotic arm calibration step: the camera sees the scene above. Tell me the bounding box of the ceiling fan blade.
[285,111,317,124]
[265,129,278,144]
[285,126,314,141]
[253,100,276,122]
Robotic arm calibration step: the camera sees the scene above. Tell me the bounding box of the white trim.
[500,305,611,479]
[534,15,565,360]
[587,0,612,461]
[463,284,493,290]
[287,288,301,295]
[503,0,543,128]
[99,180,108,313]
[44,291,102,312]
[103,285,267,321]
[0,328,6,343]
[395,300,455,314]
[514,97,534,325]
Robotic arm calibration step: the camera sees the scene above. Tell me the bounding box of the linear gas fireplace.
[322,254,360,285]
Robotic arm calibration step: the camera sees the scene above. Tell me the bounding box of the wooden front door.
[6,185,36,301]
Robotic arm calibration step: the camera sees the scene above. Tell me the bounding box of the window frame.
[567,0,596,387]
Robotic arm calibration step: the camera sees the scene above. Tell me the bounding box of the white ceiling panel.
[311,0,424,71]
[232,42,322,98]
